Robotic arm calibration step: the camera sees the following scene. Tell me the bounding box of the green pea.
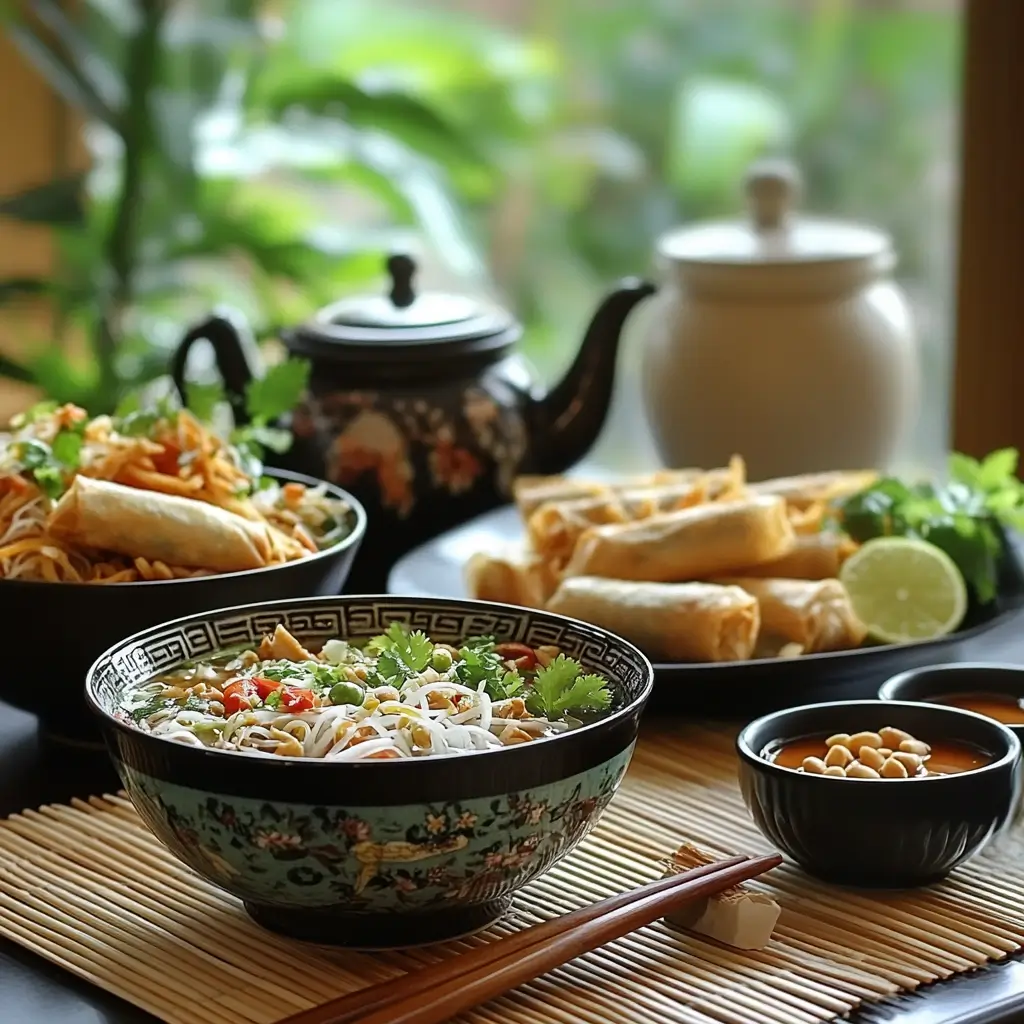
[329,681,365,707]
[431,647,453,672]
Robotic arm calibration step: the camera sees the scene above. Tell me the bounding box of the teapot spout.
[526,277,655,473]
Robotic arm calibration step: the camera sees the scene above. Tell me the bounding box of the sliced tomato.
[279,688,315,712]
[250,676,315,713]
[223,679,258,715]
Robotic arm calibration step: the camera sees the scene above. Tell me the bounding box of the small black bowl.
[85,596,654,948]
[0,470,365,744]
[737,699,1021,888]
[879,663,1024,743]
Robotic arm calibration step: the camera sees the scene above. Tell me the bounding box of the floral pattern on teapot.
[295,384,528,518]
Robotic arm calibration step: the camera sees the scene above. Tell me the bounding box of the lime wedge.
[838,536,968,644]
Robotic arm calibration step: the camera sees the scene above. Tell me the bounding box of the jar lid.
[657,159,892,268]
[286,254,519,363]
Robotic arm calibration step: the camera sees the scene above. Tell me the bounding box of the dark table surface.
[3,617,1024,1024]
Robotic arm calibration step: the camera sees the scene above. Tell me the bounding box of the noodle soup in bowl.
[1,469,366,742]
[86,596,654,948]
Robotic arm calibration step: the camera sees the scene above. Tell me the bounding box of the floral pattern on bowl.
[122,746,631,911]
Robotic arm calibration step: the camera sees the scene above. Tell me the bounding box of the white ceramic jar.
[640,160,920,481]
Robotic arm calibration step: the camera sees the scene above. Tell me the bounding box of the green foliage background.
[0,0,959,440]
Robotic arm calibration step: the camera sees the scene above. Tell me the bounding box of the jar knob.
[745,158,802,232]
[387,253,417,309]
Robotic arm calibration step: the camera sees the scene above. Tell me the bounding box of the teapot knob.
[744,158,802,232]
[387,253,417,309]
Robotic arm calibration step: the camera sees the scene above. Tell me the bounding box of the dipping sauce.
[931,692,1024,727]
[767,725,991,779]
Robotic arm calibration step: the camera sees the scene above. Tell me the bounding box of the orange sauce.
[769,735,991,777]
[932,692,1024,727]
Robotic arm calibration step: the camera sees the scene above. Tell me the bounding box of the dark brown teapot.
[173,255,655,591]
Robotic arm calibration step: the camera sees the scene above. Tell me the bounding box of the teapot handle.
[171,311,261,425]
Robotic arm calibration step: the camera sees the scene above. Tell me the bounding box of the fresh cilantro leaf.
[525,655,613,718]
[51,428,83,468]
[375,651,404,681]
[367,622,434,673]
[455,645,523,700]
[835,449,1024,604]
[492,670,524,700]
[244,358,311,423]
[185,380,225,422]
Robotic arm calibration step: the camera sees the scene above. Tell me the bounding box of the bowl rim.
[736,698,1022,783]
[879,662,1024,702]
[84,594,656,769]
[0,468,367,589]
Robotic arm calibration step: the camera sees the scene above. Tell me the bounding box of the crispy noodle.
[0,403,352,583]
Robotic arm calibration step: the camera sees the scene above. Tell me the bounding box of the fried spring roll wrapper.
[49,476,271,572]
[546,577,760,662]
[747,469,878,509]
[512,456,746,520]
[464,549,558,609]
[728,531,857,580]
[526,481,710,566]
[564,495,795,582]
[715,577,867,654]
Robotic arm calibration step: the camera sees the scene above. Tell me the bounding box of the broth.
[770,734,991,778]
[932,692,1024,727]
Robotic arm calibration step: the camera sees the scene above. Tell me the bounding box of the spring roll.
[513,477,612,519]
[464,549,558,609]
[546,577,760,662]
[49,476,272,572]
[727,531,857,581]
[715,577,867,654]
[563,495,795,583]
[527,479,720,567]
[747,470,878,509]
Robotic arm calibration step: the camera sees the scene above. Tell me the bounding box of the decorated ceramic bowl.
[85,596,653,948]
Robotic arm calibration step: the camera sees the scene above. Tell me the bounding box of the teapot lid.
[286,254,520,363]
[657,159,892,268]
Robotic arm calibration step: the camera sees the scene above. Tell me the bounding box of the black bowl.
[879,663,1024,743]
[85,596,654,948]
[737,699,1021,888]
[1,470,365,743]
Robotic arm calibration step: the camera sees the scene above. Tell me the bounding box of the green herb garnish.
[368,622,434,674]
[524,655,612,719]
[260,660,343,690]
[13,422,84,499]
[263,689,283,710]
[454,636,524,701]
[834,448,1024,603]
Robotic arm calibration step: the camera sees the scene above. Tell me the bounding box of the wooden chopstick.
[280,851,781,1024]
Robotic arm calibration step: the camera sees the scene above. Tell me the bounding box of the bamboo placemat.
[1,723,1023,1024]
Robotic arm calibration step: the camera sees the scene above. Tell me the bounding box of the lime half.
[839,536,968,645]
